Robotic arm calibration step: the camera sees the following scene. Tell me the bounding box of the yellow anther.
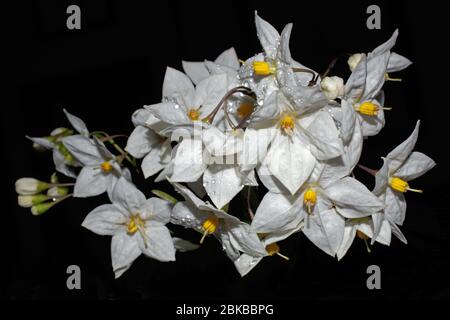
[187,108,200,121]
[200,215,219,244]
[101,161,113,173]
[357,101,379,116]
[389,177,423,193]
[279,115,295,136]
[127,214,145,235]
[303,188,317,215]
[252,61,276,76]
[357,230,372,253]
[265,243,290,261]
[237,102,254,118]
[266,243,280,256]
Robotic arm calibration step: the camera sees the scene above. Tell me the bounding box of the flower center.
[253,61,276,76]
[357,101,379,116]
[200,215,219,244]
[389,177,423,193]
[303,188,317,214]
[127,214,145,235]
[237,102,254,118]
[101,161,113,173]
[279,115,295,136]
[356,230,369,240]
[187,108,200,121]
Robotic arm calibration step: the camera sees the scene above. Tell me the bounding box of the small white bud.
[15,178,49,195]
[347,53,363,72]
[321,76,345,100]
[18,195,33,208]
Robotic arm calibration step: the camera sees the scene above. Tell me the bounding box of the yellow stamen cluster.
[253,61,276,76]
[357,102,379,116]
[237,102,254,118]
[187,108,200,121]
[127,214,145,235]
[389,177,423,193]
[200,215,219,244]
[303,188,317,214]
[279,115,295,136]
[101,161,113,173]
[265,243,290,260]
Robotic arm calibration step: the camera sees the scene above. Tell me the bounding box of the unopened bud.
[15,178,49,195]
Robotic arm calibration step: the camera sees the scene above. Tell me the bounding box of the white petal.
[172,237,200,252]
[234,254,263,277]
[240,127,275,172]
[254,11,280,59]
[139,224,175,262]
[62,135,104,166]
[73,166,108,198]
[265,133,315,194]
[336,224,357,260]
[227,222,267,257]
[111,231,141,278]
[278,23,293,63]
[182,61,210,85]
[171,201,203,231]
[26,136,54,149]
[141,146,166,178]
[340,99,357,144]
[82,204,126,235]
[395,151,436,181]
[147,101,190,125]
[390,221,407,244]
[386,120,420,172]
[384,187,406,226]
[131,108,151,127]
[125,126,161,159]
[52,150,77,178]
[363,52,389,100]
[194,74,227,114]
[252,192,302,233]
[162,67,196,106]
[302,208,345,256]
[373,159,389,196]
[324,177,385,218]
[170,180,205,208]
[214,47,240,70]
[371,29,399,56]
[203,165,244,210]
[63,109,89,136]
[141,197,171,224]
[304,111,344,160]
[111,177,146,213]
[257,163,290,194]
[171,138,207,182]
[344,54,367,101]
[387,52,412,73]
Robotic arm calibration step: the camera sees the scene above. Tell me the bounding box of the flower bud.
[18,194,50,208]
[31,202,56,216]
[347,53,363,71]
[47,186,69,197]
[320,76,344,100]
[15,178,50,195]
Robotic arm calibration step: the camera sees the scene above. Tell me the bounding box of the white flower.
[125,108,172,179]
[372,121,435,242]
[62,135,131,198]
[26,109,89,178]
[251,163,384,256]
[15,178,49,195]
[170,181,266,260]
[82,177,175,278]
[321,76,345,100]
[246,91,343,194]
[147,68,227,127]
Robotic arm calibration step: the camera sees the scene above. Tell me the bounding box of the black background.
[3,0,450,302]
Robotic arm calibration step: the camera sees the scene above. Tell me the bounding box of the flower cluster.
[16,12,435,278]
